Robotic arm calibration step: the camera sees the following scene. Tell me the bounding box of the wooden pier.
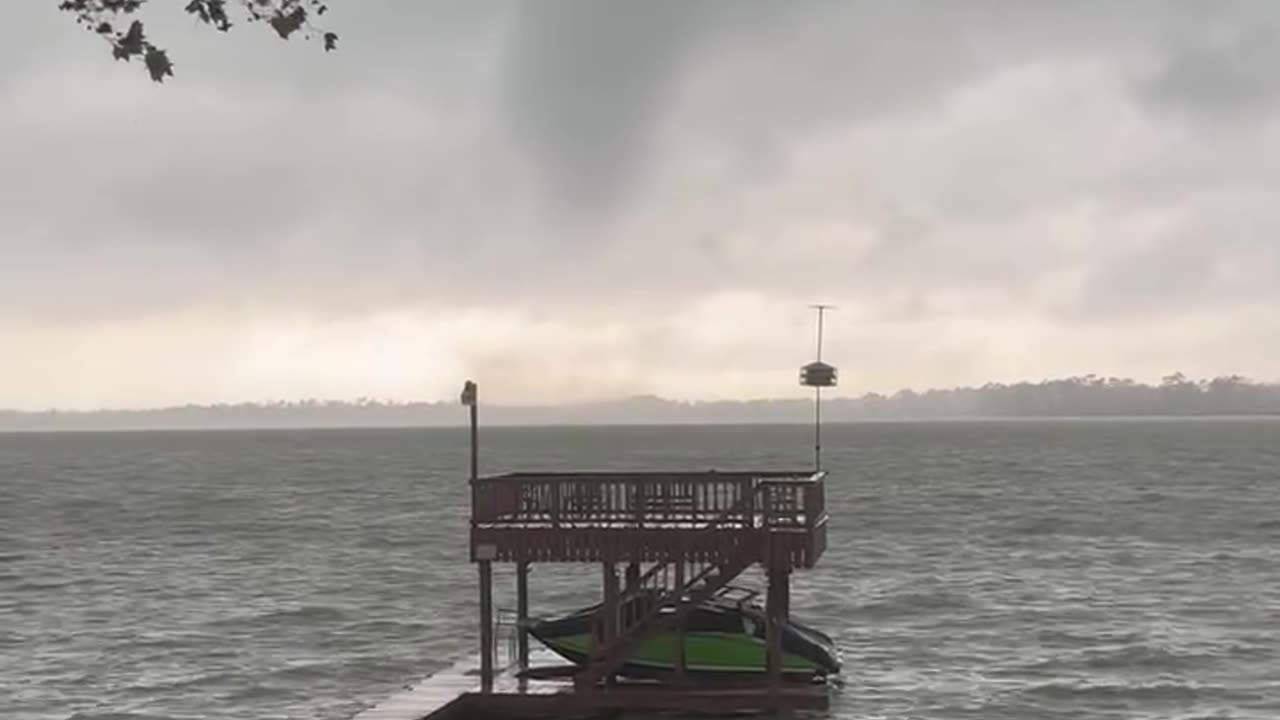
[356,381,836,718]
[351,649,561,720]
[354,648,829,720]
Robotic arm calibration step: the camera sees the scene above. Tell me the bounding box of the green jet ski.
[527,586,841,681]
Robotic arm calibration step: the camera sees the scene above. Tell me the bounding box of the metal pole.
[815,386,822,472]
[816,305,825,362]
[812,306,827,472]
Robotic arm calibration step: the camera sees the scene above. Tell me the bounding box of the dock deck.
[354,648,830,719]
[352,649,564,720]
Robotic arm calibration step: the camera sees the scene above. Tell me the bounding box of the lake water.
[2,420,1279,719]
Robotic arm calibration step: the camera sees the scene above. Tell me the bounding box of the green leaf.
[269,7,306,39]
[117,19,146,56]
[144,46,174,82]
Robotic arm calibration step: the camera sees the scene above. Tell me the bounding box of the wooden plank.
[471,517,822,569]
[354,642,831,718]
[351,650,570,720]
[456,684,830,716]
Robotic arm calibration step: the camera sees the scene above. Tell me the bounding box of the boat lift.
[357,307,839,719]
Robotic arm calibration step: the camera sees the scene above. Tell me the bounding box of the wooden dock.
[353,384,839,718]
[352,649,564,720]
[353,648,830,719]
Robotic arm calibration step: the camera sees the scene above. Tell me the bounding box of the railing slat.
[470,472,824,531]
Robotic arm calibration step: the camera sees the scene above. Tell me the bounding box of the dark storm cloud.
[4,1,1280,404]
[490,0,1238,227]
[1141,21,1280,124]
[2,0,1280,407]
[498,0,710,218]
[1069,190,1280,321]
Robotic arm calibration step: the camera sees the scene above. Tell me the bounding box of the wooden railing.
[471,471,825,530]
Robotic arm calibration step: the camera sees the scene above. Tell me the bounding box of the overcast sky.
[3,1,1279,410]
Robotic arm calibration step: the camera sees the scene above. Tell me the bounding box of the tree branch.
[58,0,338,83]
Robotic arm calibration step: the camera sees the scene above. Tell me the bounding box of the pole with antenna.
[799,305,837,472]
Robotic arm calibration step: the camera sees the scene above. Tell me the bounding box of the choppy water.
[3,420,1279,719]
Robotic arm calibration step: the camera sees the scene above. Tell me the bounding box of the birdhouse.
[800,361,837,388]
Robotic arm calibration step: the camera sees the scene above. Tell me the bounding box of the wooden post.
[623,562,640,631]
[602,561,618,645]
[469,404,478,482]
[463,380,492,690]
[766,568,785,692]
[674,559,687,684]
[479,560,494,691]
[781,573,790,621]
[625,562,640,594]
[516,560,530,670]
[600,561,619,686]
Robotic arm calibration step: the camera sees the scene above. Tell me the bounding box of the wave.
[1127,490,1168,504]
[207,604,348,628]
[1017,644,1223,674]
[853,591,976,619]
[1036,628,1146,647]
[266,660,344,682]
[67,714,173,720]
[11,577,91,592]
[1082,645,1220,670]
[222,683,298,702]
[1024,680,1203,703]
[336,618,433,635]
[356,536,424,550]
[121,671,243,695]
[1007,516,1071,536]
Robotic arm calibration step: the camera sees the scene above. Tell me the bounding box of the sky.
[3,1,1280,410]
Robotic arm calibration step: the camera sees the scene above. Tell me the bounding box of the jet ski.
[527,586,841,681]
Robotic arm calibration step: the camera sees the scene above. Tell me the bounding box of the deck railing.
[471,471,826,531]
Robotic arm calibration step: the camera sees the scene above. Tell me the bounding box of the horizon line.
[4,372,1279,415]
[2,414,1280,436]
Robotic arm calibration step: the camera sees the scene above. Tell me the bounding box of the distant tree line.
[2,374,1278,431]
[845,373,1280,418]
